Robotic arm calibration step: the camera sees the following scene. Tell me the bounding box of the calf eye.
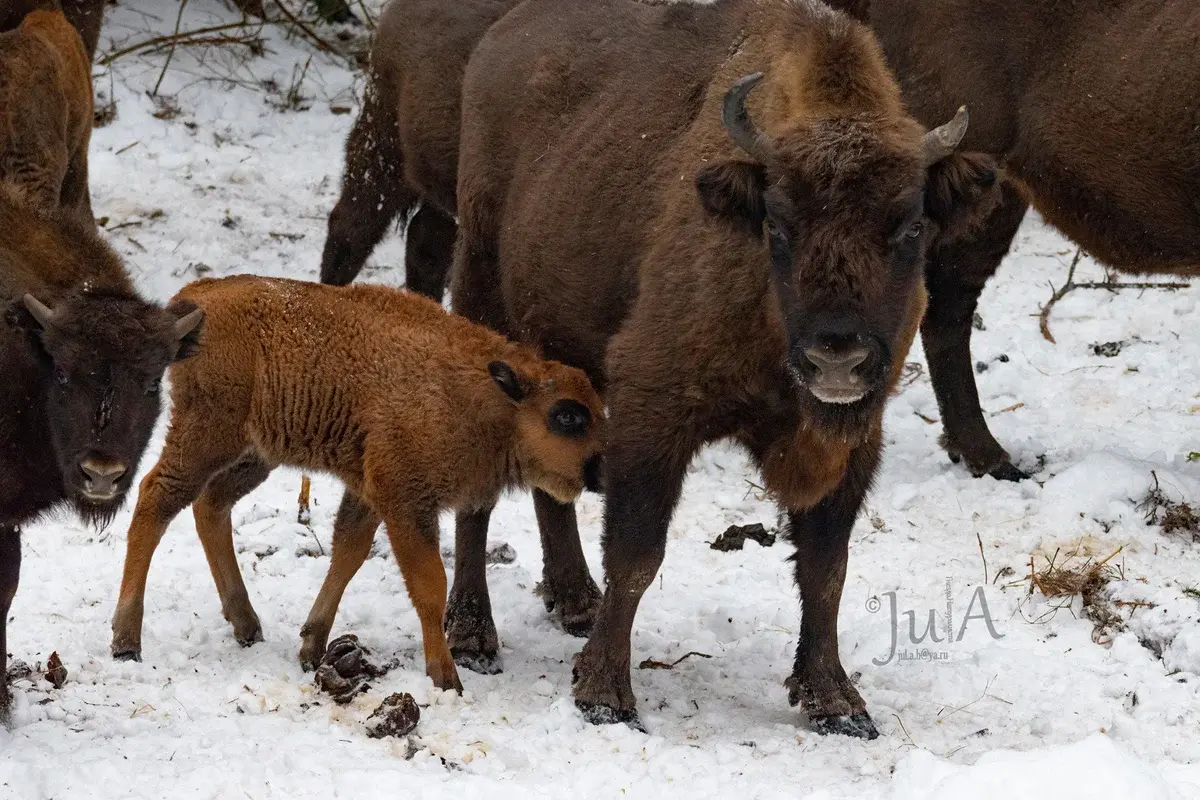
[548,401,591,437]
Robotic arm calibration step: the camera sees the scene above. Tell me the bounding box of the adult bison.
[0,190,204,723]
[451,0,1000,736]
[0,0,106,61]
[825,0,1200,480]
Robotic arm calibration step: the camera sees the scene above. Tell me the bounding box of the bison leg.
[922,185,1029,480]
[60,146,94,227]
[404,205,455,302]
[380,510,462,693]
[299,489,380,670]
[319,80,414,286]
[445,507,502,674]
[783,437,881,739]
[0,525,19,727]
[572,393,692,730]
[534,490,600,636]
[62,0,107,62]
[192,454,274,649]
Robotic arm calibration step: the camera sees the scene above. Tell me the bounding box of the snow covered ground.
[3,2,1200,797]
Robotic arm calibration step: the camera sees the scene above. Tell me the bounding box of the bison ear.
[489,361,529,403]
[924,151,1003,239]
[166,299,204,362]
[695,159,767,236]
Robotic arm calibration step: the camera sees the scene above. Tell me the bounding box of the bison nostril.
[81,460,126,491]
[803,344,870,376]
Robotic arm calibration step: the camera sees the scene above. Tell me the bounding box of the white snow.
[3,2,1200,797]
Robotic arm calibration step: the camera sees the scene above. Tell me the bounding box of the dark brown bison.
[319,0,603,652]
[0,190,203,723]
[825,0,1200,480]
[451,0,1000,737]
[318,0,520,297]
[0,0,106,61]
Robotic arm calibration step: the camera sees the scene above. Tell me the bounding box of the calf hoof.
[111,645,142,662]
[428,661,464,694]
[540,578,602,638]
[811,712,879,740]
[942,436,1027,482]
[987,461,1030,482]
[234,626,265,648]
[452,647,503,675]
[575,700,646,733]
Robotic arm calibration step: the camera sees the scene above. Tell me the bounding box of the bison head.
[11,290,203,526]
[696,72,999,435]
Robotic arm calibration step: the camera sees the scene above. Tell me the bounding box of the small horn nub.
[173,308,204,339]
[22,294,56,329]
[722,72,774,162]
[922,105,969,166]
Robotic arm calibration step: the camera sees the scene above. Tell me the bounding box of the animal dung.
[364,693,421,739]
[44,652,67,689]
[710,523,776,552]
[314,634,386,704]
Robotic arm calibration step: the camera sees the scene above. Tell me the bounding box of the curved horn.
[722,72,773,162]
[22,294,56,330]
[922,105,969,166]
[173,308,204,339]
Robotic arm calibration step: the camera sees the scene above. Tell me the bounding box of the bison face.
[696,73,1000,436]
[11,291,203,527]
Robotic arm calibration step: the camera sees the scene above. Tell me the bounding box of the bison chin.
[70,492,126,531]
[790,375,887,443]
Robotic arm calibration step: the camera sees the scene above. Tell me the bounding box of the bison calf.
[0,188,204,724]
[0,4,94,224]
[110,276,605,692]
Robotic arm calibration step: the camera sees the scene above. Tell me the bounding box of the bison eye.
[904,220,925,240]
[548,401,591,437]
[54,368,68,386]
[147,378,162,394]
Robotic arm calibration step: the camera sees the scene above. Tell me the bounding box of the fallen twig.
[638,651,712,670]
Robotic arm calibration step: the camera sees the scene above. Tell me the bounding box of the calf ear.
[695,159,767,236]
[489,361,529,403]
[924,151,1003,239]
[166,299,204,361]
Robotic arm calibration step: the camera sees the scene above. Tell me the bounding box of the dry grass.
[1137,471,1200,540]
[1026,542,1126,643]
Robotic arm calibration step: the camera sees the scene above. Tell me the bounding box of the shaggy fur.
[109,276,606,693]
[0,0,106,61]
[0,189,203,724]
[452,0,1000,737]
[826,0,1200,479]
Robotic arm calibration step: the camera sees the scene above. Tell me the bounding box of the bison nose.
[583,454,605,494]
[801,342,871,405]
[81,459,126,498]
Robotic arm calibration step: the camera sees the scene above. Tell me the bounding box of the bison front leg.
[922,184,1029,481]
[0,525,19,727]
[784,437,881,740]
[534,490,601,637]
[445,507,502,674]
[572,391,692,730]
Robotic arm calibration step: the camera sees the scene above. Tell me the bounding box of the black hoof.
[576,700,646,733]
[987,461,1030,482]
[452,649,503,675]
[112,649,142,663]
[811,712,879,740]
[235,629,264,648]
[560,616,593,638]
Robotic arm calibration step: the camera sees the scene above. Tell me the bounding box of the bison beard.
[452,0,999,737]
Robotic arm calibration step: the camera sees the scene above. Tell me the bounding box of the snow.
[4,2,1200,797]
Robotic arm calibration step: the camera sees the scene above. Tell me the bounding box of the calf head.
[10,290,204,525]
[696,71,1000,438]
[489,358,606,503]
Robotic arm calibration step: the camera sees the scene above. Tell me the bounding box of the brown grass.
[1137,471,1200,540]
[1028,543,1126,643]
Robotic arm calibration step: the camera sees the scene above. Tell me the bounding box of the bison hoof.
[811,712,879,740]
[234,627,264,648]
[986,461,1029,482]
[540,579,601,637]
[111,647,142,663]
[576,700,647,733]
[452,647,503,675]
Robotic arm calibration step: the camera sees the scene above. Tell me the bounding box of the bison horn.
[22,294,57,330]
[722,72,773,162]
[922,105,969,167]
[173,308,204,339]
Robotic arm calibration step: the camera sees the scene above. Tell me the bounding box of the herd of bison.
[0,0,1196,743]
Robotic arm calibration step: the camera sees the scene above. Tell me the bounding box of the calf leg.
[404,205,455,302]
[783,436,881,739]
[111,428,246,661]
[60,147,93,227]
[192,454,274,649]
[445,507,501,674]
[299,490,381,670]
[381,511,461,692]
[922,185,1029,480]
[0,525,19,727]
[320,79,415,286]
[572,388,693,729]
[535,490,600,636]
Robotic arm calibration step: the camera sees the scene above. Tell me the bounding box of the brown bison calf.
[454,0,1001,736]
[109,276,605,692]
[0,3,94,224]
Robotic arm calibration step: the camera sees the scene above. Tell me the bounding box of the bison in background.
[0,190,203,724]
[0,0,107,62]
[452,0,1000,737]
[827,0,1200,480]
